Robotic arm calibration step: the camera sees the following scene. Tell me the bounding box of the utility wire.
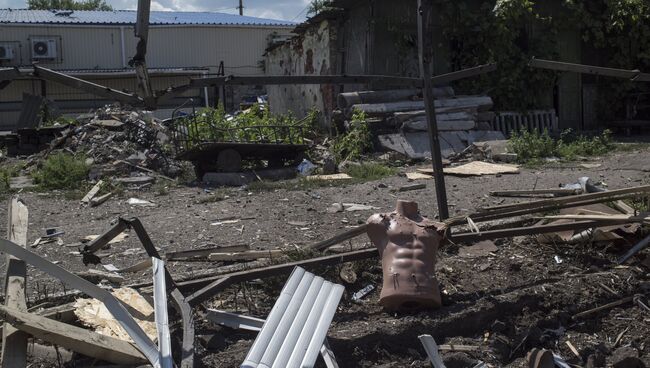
[290,4,310,21]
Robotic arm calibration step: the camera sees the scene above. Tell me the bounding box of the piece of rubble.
[126,198,156,206]
[81,180,104,204]
[74,269,125,284]
[343,203,380,212]
[406,172,433,180]
[306,173,352,180]
[115,176,155,185]
[90,192,113,207]
[397,183,426,192]
[74,287,157,343]
[327,202,344,213]
[443,161,520,176]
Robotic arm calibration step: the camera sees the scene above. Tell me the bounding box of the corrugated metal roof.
[0,9,295,27]
[242,266,344,368]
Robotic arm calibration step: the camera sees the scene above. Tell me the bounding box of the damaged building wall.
[266,19,338,126]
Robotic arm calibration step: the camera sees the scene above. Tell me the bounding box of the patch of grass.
[345,163,397,181]
[509,129,613,164]
[0,163,24,194]
[32,153,89,190]
[152,180,171,196]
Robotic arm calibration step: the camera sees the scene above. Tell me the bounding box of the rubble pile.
[5,105,187,179]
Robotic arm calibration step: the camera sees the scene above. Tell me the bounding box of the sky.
[0,0,312,21]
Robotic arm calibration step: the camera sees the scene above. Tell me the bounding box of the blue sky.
[0,0,312,21]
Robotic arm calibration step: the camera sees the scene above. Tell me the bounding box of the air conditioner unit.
[31,38,57,59]
[0,44,15,61]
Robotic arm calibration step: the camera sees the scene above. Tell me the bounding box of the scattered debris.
[397,183,426,192]
[443,161,520,176]
[81,180,104,204]
[406,171,433,180]
[127,197,156,206]
[352,284,376,302]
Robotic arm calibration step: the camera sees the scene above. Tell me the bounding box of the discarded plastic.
[296,159,317,176]
[352,284,375,301]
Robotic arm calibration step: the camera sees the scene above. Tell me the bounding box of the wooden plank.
[208,249,284,261]
[81,180,104,204]
[166,243,250,261]
[308,225,368,251]
[184,248,377,306]
[489,188,581,197]
[529,58,640,79]
[33,66,142,105]
[0,305,146,365]
[2,197,29,368]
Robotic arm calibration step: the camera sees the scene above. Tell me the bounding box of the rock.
[612,347,645,368]
[327,203,344,213]
[114,175,155,185]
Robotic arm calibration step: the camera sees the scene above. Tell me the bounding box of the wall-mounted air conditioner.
[31,38,58,59]
[0,44,15,61]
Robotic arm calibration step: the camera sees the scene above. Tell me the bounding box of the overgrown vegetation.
[28,0,112,10]
[385,0,650,116]
[178,104,319,148]
[307,0,335,16]
[331,110,373,162]
[0,164,23,194]
[32,153,89,190]
[508,129,613,163]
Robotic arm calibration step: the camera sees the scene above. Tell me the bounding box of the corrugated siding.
[242,267,344,368]
[0,24,291,74]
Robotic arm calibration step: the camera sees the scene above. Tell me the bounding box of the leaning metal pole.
[417,0,450,220]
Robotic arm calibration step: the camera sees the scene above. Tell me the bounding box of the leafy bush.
[508,129,613,163]
[332,110,373,162]
[32,153,89,190]
[0,164,25,194]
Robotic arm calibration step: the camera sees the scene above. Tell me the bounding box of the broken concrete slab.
[378,131,506,159]
[8,176,36,190]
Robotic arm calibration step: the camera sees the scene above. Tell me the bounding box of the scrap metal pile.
[0,177,648,367]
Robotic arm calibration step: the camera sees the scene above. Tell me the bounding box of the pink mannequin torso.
[366,200,446,311]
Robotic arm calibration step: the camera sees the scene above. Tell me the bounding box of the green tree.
[28,0,113,11]
[307,0,334,16]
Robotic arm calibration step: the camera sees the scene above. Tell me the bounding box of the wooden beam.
[0,67,21,81]
[0,305,147,365]
[431,63,497,85]
[166,243,250,261]
[489,188,581,197]
[184,248,378,306]
[33,66,142,105]
[308,225,368,251]
[185,75,422,88]
[208,250,284,261]
[529,58,644,80]
[2,197,29,368]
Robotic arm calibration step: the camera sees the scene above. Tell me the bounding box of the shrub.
[508,129,613,163]
[346,163,397,181]
[332,110,373,162]
[32,153,89,190]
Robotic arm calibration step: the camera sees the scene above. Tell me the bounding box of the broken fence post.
[2,197,29,368]
[152,257,173,368]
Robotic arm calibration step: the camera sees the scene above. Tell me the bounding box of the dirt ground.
[2,147,650,367]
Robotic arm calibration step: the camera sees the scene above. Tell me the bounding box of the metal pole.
[417,0,449,220]
[238,0,243,15]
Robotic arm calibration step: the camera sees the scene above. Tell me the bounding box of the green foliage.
[332,110,373,162]
[28,0,112,10]
[179,104,312,148]
[562,0,650,120]
[436,0,558,111]
[433,0,650,116]
[0,164,23,194]
[345,163,397,181]
[508,128,613,163]
[32,153,89,190]
[307,0,334,16]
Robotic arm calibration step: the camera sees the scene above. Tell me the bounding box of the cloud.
[0,0,309,21]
